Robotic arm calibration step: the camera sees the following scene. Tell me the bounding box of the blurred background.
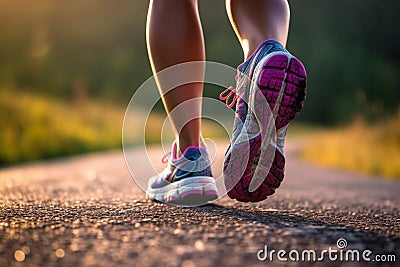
[0,0,399,178]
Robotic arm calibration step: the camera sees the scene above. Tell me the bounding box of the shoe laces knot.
[219,86,238,108]
[161,152,171,164]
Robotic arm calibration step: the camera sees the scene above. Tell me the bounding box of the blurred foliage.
[0,0,398,124]
[288,0,400,124]
[0,88,228,165]
[0,89,124,165]
[0,1,399,166]
[0,0,149,104]
[301,111,400,179]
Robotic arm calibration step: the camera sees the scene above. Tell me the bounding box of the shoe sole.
[224,52,306,202]
[147,176,218,207]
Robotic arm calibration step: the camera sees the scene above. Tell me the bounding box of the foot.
[147,142,218,206]
[221,40,307,202]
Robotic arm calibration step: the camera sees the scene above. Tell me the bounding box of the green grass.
[0,89,231,165]
[300,113,400,179]
[0,89,125,165]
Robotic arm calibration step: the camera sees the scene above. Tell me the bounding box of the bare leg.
[146,0,205,153]
[226,0,290,59]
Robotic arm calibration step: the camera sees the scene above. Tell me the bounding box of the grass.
[0,89,125,165]
[300,112,400,179]
[0,89,230,166]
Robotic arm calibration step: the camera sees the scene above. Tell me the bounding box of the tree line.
[0,0,398,124]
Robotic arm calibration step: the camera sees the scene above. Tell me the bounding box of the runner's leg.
[226,0,290,57]
[146,0,205,154]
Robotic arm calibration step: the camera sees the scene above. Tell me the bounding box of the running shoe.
[147,142,218,206]
[221,39,306,202]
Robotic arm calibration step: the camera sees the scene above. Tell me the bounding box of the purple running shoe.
[221,40,306,202]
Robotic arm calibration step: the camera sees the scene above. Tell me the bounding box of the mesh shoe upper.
[149,144,213,190]
[231,40,288,142]
[171,147,213,182]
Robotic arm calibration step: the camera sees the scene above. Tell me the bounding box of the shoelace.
[219,74,243,108]
[158,152,178,183]
[219,73,247,109]
[219,86,237,108]
[161,152,171,164]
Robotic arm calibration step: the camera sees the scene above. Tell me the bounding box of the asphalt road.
[0,140,399,267]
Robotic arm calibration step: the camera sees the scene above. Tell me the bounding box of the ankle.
[177,139,200,156]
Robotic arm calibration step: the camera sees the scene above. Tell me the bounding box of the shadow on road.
[188,203,400,254]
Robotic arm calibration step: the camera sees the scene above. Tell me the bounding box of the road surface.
[0,140,399,266]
